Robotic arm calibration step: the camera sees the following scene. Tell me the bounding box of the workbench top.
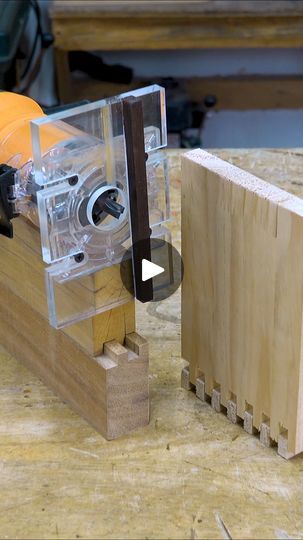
[1,149,303,539]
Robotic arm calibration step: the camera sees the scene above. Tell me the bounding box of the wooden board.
[0,279,148,440]
[181,149,303,458]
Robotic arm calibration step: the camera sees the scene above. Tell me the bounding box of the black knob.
[204,95,217,108]
[41,33,55,49]
[102,197,125,220]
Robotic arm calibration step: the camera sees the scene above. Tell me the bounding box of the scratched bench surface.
[0,149,302,540]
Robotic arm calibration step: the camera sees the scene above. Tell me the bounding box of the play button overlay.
[142,259,164,281]
[120,237,183,302]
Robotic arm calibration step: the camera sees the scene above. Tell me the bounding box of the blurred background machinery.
[0,0,29,89]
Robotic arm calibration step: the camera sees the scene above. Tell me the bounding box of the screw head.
[204,94,217,108]
[74,252,84,263]
[68,175,78,186]
[41,32,54,49]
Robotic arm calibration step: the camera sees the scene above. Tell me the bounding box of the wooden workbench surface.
[1,149,303,539]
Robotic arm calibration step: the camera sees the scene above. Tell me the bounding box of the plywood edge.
[182,149,303,218]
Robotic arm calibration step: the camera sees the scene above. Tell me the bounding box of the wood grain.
[182,149,303,458]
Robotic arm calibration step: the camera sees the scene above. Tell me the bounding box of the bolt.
[74,252,84,263]
[204,94,217,108]
[68,175,78,186]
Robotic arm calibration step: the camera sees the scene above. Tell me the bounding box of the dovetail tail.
[211,384,222,413]
[278,427,295,460]
[243,402,257,435]
[181,364,294,459]
[195,374,205,401]
[259,415,275,448]
[227,393,238,424]
[125,332,148,359]
[181,365,193,391]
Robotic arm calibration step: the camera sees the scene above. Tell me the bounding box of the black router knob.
[102,196,125,219]
[204,94,217,108]
[92,189,125,225]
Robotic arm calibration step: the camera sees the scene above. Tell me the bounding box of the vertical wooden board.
[272,209,303,451]
[181,149,303,456]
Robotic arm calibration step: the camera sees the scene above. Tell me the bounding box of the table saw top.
[0,148,302,539]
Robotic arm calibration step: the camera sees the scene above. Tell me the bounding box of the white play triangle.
[141,258,164,282]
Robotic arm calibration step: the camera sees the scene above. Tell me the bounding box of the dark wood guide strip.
[122,96,153,303]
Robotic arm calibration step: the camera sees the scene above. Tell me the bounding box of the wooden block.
[211,388,222,413]
[227,399,238,424]
[125,332,149,359]
[181,149,303,457]
[260,421,275,448]
[0,280,148,439]
[100,333,149,439]
[104,340,129,363]
[196,377,205,401]
[181,365,192,391]
[244,410,257,435]
[278,431,295,460]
